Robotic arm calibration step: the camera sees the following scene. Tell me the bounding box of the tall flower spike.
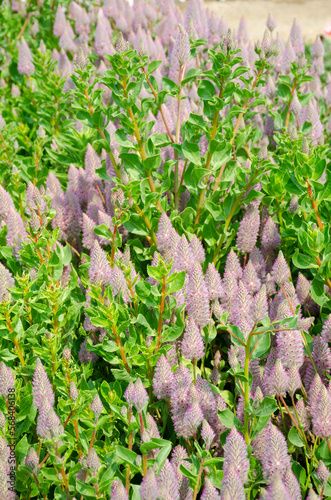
[322,314,331,343]
[316,460,330,486]
[0,363,15,399]
[261,217,281,251]
[156,212,173,254]
[236,204,260,254]
[242,260,261,294]
[32,359,54,410]
[87,448,101,474]
[220,465,245,500]
[253,285,268,323]
[223,427,249,484]
[276,329,304,369]
[110,479,128,500]
[174,24,191,66]
[265,358,289,396]
[0,264,14,303]
[266,13,277,32]
[201,419,215,450]
[153,354,175,399]
[283,466,301,500]
[116,32,127,54]
[17,38,35,76]
[124,381,134,407]
[264,474,291,500]
[158,459,180,499]
[189,234,205,263]
[262,425,291,483]
[181,400,204,439]
[271,251,290,286]
[181,318,205,361]
[131,378,149,413]
[185,262,210,328]
[224,249,243,280]
[139,468,159,500]
[287,364,302,396]
[205,263,223,301]
[89,241,112,286]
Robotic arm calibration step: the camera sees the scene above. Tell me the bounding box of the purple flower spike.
[32,359,54,410]
[87,448,101,474]
[110,479,128,500]
[321,314,331,343]
[220,465,245,500]
[262,425,291,483]
[224,249,243,280]
[153,354,175,399]
[223,427,249,484]
[182,400,204,439]
[201,419,215,449]
[186,262,210,328]
[139,468,159,500]
[283,466,301,500]
[89,241,112,286]
[311,386,331,439]
[91,394,103,420]
[276,329,304,369]
[205,263,223,301]
[290,18,305,55]
[264,474,291,500]
[253,285,268,323]
[236,204,260,254]
[261,217,281,251]
[271,251,290,286]
[158,459,180,499]
[316,460,330,486]
[243,260,261,295]
[266,13,277,33]
[124,381,134,407]
[181,318,205,361]
[156,212,173,254]
[287,364,302,395]
[174,24,191,66]
[131,378,149,413]
[0,263,14,303]
[17,38,35,76]
[265,358,289,397]
[189,234,205,263]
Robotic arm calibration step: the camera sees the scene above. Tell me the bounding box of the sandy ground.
[180,0,331,44]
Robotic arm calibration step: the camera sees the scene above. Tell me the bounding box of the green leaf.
[115,445,138,466]
[252,397,278,417]
[147,61,162,74]
[182,141,201,166]
[292,251,318,269]
[167,271,185,294]
[140,438,172,455]
[218,409,241,429]
[292,461,306,484]
[219,325,246,348]
[288,426,304,447]
[277,83,292,99]
[250,332,270,360]
[197,80,215,100]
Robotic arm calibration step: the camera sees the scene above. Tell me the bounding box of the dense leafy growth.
[0,0,331,498]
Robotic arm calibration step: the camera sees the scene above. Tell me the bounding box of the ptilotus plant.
[0,0,331,498]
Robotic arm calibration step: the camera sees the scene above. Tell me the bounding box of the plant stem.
[194,84,224,226]
[306,180,323,231]
[111,324,131,374]
[125,407,132,492]
[142,67,174,143]
[285,77,298,129]
[139,413,147,476]
[277,395,288,434]
[155,275,166,352]
[244,326,255,444]
[192,458,205,500]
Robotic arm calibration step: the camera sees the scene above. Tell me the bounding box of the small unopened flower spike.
[124,381,134,407]
[266,13,277,32]
[262,28,272,54]
[201,419,215,449]
[253,285,268,323]
[316,460,330,486]
[87,448,101,474]
[26,448,39,474]
[236,204,260,254]
[32,358,54,410]
[302,137,310,155]
[91,394,103,420]
[69,382,79,402]
[261,217,281,251]
[174,24,191,66]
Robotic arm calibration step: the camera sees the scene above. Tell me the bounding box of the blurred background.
[177,0,331,43]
